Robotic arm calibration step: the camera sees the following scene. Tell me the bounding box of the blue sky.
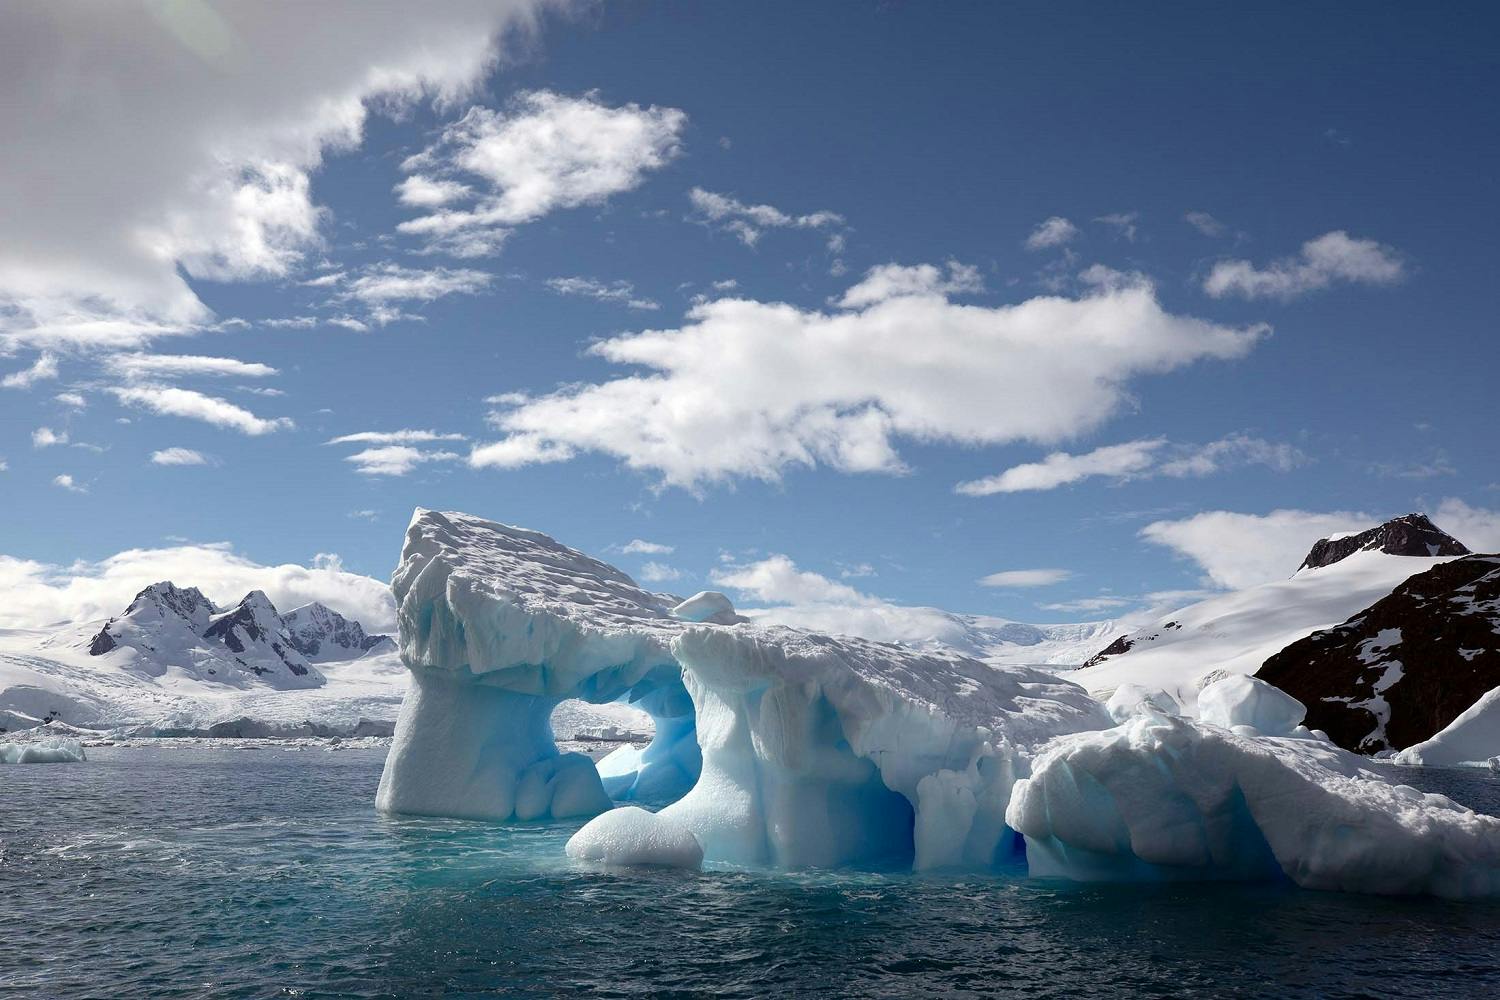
[2,1,1497,630]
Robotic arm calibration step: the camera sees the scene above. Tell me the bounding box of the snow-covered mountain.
[0,583,402,735]
[1259,553,1500,753]
[281,602,396,662]
[1071,514,1471,712]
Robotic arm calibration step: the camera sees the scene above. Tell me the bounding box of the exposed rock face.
[1258,555,1500,752]
[1081,633,1133,668]
[1299,513,1469,572]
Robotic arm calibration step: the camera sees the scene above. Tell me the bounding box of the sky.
[2,1,1498,634]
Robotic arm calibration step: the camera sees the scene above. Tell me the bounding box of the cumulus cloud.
[688,187,844,248]
[618,539,674,555]
[470,267,1266,488]
[106,353,277,380]
[955,434,1305,496]
[343,445,462,476]
[398,90,686,256]
[150,447,212,466]
[1204,231,1404,300]
[0,1,550,351]
[2,352,60,389]
[32,426,68,448]
[978,568,1073,588]
[52,473,87,493]
[109,385,293,435]
[1025,217,1078,250]
[1140,508,1376,589]
[0,545,396,631]
[836,261,983,309]
[546,276,659,310]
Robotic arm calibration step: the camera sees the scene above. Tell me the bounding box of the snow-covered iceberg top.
[0,736,86,764]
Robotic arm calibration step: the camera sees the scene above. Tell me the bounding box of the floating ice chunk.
[1197,675,1305,737]
[1105,683,1181,723]
[670,591,745,625]
[1395,684,1500,768]
[566,806,704,870]
[1007,712,1500,898]
[0,737,86,764]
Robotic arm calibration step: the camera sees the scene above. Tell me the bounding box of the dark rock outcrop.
[1082,634,1133,668]
[1257,554,1500,752]
[1298,513,1469,572]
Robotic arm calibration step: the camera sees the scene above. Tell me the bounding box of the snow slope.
[1071,551,1455,711]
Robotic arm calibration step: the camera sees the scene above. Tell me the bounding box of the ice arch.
[376,510,1112,868]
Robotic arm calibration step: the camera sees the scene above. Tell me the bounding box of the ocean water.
[3,747,1500,999]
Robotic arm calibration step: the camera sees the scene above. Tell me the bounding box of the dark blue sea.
[4,746,1500,999]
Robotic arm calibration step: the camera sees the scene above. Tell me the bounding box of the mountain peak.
[1298,513,1469,572]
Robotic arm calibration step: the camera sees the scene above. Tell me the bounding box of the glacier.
[377,509,1500,897]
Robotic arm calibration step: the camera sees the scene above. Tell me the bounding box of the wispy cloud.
[1094,211,1140,241]
[52,473,87,493]
[342,445,461,476]
[106,353,278,380]
[956,434,1304,496]
[2,353,60,389]
[1183,211,1227,237]
[546,276,659,311]
[109,385,293,435]
[32,426,68,448]
[326,429,466,446]
[618,539,675,555]
[689,187,844,248]
[150,447,213,467]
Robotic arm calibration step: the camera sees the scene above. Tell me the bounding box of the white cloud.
[1025,217,1078,250]
[398,90,686,255]
[637,561,682,583]
[394,174,473,207]
[978,568,1073,588]
[52,473,86,493]
[1140,508,1376,589]
[618,539,674,555]
[32,426,68,448]
[1184,211,1227,237]
[688,187,843,247]
[327,315,371,333]
[958,438,1163,495]
[326,429,466,446]
[956,434,1304,496]
[1204,231,1404,300]
[2,352,60,389]
[54,392,87,409]
[836,261,984,309]
[150,447,211,466]
[1094,212,1140,241]
[0,544,395,632]
[343,445,461,476]
[340,263,491,306]
[0,1,549,351]
[0,459,7,472]
[710,554,969,647]
[109,385,293,435]
[1432,498,1500,552]
[546,276,659,311]
[472,269,1266,488]
[107,353,277,380]
[1039,595,1134,614]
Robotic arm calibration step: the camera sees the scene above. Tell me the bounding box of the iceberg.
[1007,710,1500,898]
[0,736,86,764]
[377,509,1110,867]
[377,509,1500,895]
[1395,685,1500,768]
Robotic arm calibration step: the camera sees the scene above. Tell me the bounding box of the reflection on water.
[2,746,1498,998]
